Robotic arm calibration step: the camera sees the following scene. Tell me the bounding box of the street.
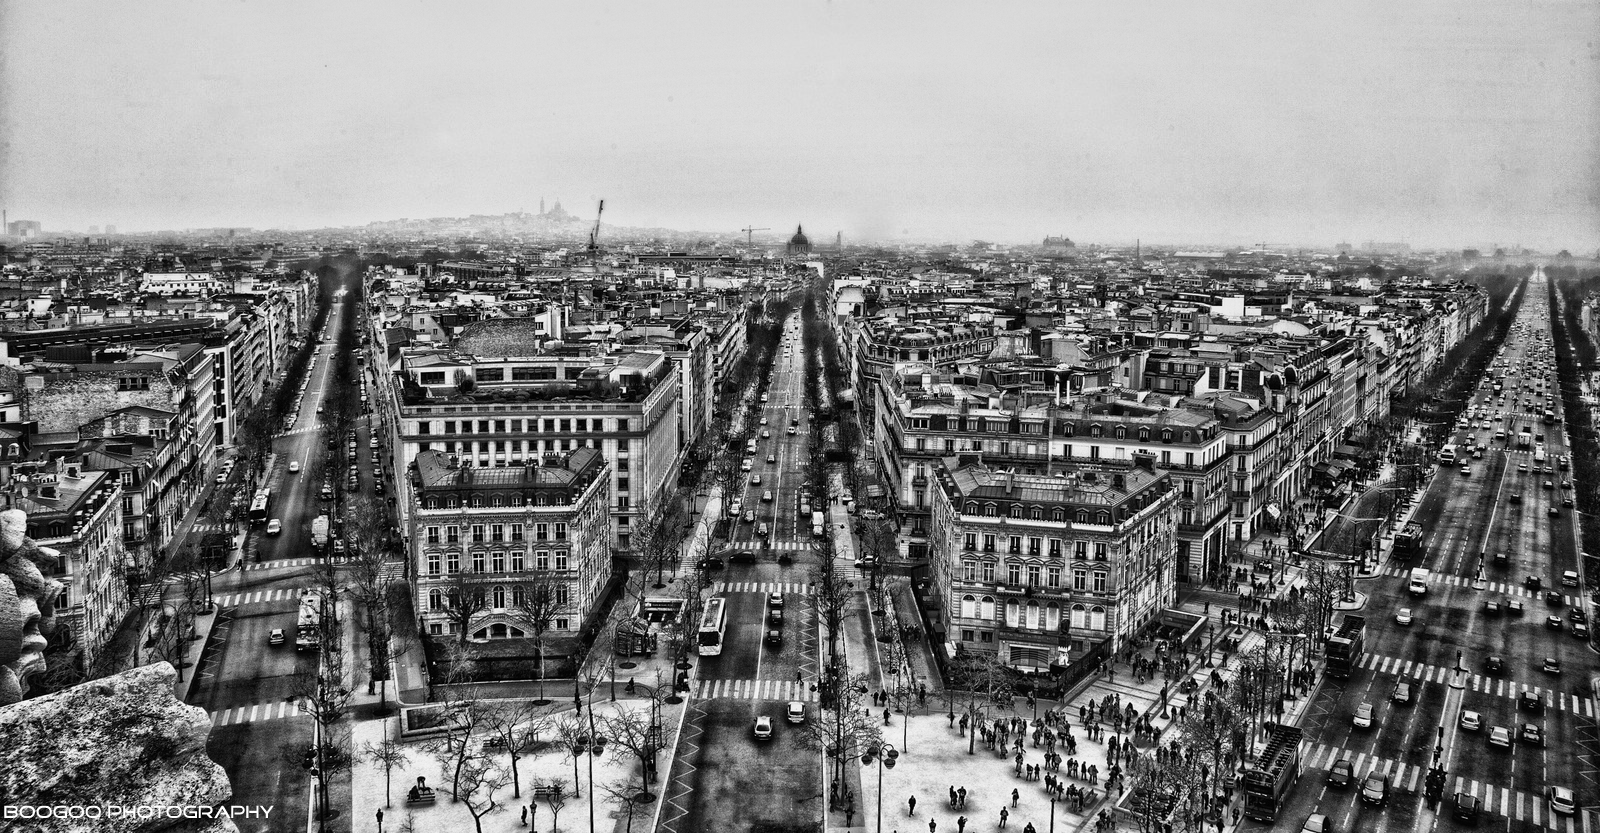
[1257,267,1597,833]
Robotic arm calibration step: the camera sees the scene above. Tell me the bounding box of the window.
[984,503,998,517]
[1073,568,1086,591]
[554,523,568,540]
[446,552,460,573]
[513,585,526,607]
[1094,542,1108,561]
[511,524,524,542]
[980,596,995,619]
[477,367,504,382]
[426,553,440,575]
[1028,537,1042,555]
[982,561,996,583]
[536,551,550,570]
[472,525,486,543]
[1027,564,1041,586]
[428,589,442,611]
[491,524,504,542]
[492,552,506,572]
[446,526,460,543]
[963,560,977,581]
[472,552,486,573]
[555,585,570,605]
[1092,571,1107,593]
[1047,565,1062,587]
[511,551,525,572]
[982,534,996,552]
[1007,561,1021,585]
[1071,603,1087,629]
[426,526,440,544]
[554,551,569,570]
[1009,505,1023,519]
[1090,606,1107,631]
[964,533,977,551]
[1008,536,1021,554]
[1031,507,1043,520]
[536,523,549,541]
[555,618,570,631]
[117,375,150,392]
[492,586,506,608]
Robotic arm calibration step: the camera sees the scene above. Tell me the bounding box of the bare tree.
[634,493,688,588]
[511,574,572,702]
[945,649,1014,754]
[481,700,554,800]
[362,738,412,809]
[455,756,512,833]
[541,777,570,833]
[794,670,882,808]
[291,653,353,826]
[423,678,489,800]
[597,778,647,832]
[592,701,663,798]
[441,569,492,646]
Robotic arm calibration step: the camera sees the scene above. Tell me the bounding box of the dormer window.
[1009,505,1023,519]
[1138,428,1150,442]
[984,503,998,517]
[1030,507,1043,520]
[1089,424,1103,438]
[1161,429,1173,443]
[1114,426,1126,440]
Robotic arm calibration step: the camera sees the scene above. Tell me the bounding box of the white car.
[1550,787,1576,815]
[266,519,283,535]
[1459,710,1482,732]
[1353,702,1374,728]
[753,716,773,740]
[1395,608,1412,626]
[785,701,806,724]
[1300,813,1329,833]
[289,460,301,473]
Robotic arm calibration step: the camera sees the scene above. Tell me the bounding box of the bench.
[405,789,437,807]
[531,784,566,801]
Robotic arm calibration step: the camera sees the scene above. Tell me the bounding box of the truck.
[811,510,825,538]
[1243,725,1303,822]
[1408,567,1431,595]
[295,589,323,652]
[1518,428,1532,448]
[1324,614,1366,678]
[1533,447,1547,464]
[311,515,330,549]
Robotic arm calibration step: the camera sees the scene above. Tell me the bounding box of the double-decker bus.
[697,596,728,656]
[248,488,272,523]
[296,589,322,651]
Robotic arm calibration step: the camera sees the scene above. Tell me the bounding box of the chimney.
[1005,471,1015,494]
[1112,472,1126,491]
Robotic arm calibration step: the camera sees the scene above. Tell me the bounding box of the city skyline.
[3,1,1597,250]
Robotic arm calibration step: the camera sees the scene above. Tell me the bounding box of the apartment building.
[929,460,1178,671]
[392,348,680,554]
[411,448,611,672]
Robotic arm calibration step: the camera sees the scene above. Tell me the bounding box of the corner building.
[929,460,1178,672]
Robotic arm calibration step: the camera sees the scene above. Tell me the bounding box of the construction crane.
[587,199,605,260]
[740,226,770,247]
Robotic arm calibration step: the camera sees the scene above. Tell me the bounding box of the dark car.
[1328,758,1354,789]
[1453,792,1482,822]
[699,556,725,571]
[1520,723,1545,746]
[767,609,785,627]
[764,628,782,646]
[730,550,758,564]
[1546,615,1565,631]
[1361,772,1389,806]
[1483,656,1505,675]
[1521,690,1545,712]
[1526,575,1544,590]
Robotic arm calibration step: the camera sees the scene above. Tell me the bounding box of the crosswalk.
[726,539,814,552]
[1300,743,1578,831]
[209,701,308,728]
[693,678,817,703]
[1355,652,1598,717]
[1376,567,1581,604]
[243,558,326,571]
[712,581,813,595]
[213,588,303,607]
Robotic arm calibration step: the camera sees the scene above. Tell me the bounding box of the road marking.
[694,678,817,703]
[712,581,814,595]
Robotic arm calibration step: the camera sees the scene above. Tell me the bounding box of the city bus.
[697,596,728,656]
[1393,523,1424,561]
[248,488,272,523]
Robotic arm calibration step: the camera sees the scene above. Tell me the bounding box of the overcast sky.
[2,1,1596,250]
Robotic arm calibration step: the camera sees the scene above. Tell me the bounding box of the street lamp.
[860,742,899,833]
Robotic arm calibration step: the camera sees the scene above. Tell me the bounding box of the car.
[1459,710,1482,731]
[268,628,286,646]
[753,716,773,739]
[762,490,774,502]
[266,519,283,535]
[761,429,770,439]
[1525,575,1543,590]
[288,460,301,473]
[321,485,334,500]
[1571,608,1587,624]
[1546,615,1565,631]
[750,474,762,486]
[1521,690,1544,713]
[216,472,228,484]
[699,555,725,571]
[1563,495,1573,506]
[760,417,769,425]
[1507,599,1525,616]
[1328,758,1354,789]
[1395,608,1412,626]
[370,438,379,449]
[1460,465,1470,476]
[1549,505,1561,518]
[1494,551,1509,565]
[1453,792,1482,822]
[1549,786,1577,815]
[1574,622,1591,639]
[741,459,753,472]
[786,701,806,724]
[1543,657,1562,674]
[1561,570,1579,587]
[1353,703,1374,728]
[757,522,769,537]
[1520,723,1544,746]
[1484,600,1501,616]
[744,510,756,523]
[768,593,785,609]
[767,609,784,627]
[1484,656,1505,675]
[1300,813,1330,833]
[759,394,768,403]
[1488,726,1513,748]
[767,454,777,464]
[1391,682,1412,705]
[1519,463,1529,472]
[1544,480,1555,490]
[787,426,797,435]
[764,628,783,646]
[1360,772,1389,806]
[730,550,757,564]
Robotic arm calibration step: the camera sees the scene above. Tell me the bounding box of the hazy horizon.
[3,1,1597,251]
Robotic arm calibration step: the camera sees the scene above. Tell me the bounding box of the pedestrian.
[884,707,892,725]
[796,669,803,684]
[957,815,967,833]
[958,786,967,809]
[909,795,917,816]
[949,785,958,809]
[1012,788,1019,807]
[521,805,528,827]
[950,711,956,728]
[930,820,938,833]
[999,807,1008,828]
